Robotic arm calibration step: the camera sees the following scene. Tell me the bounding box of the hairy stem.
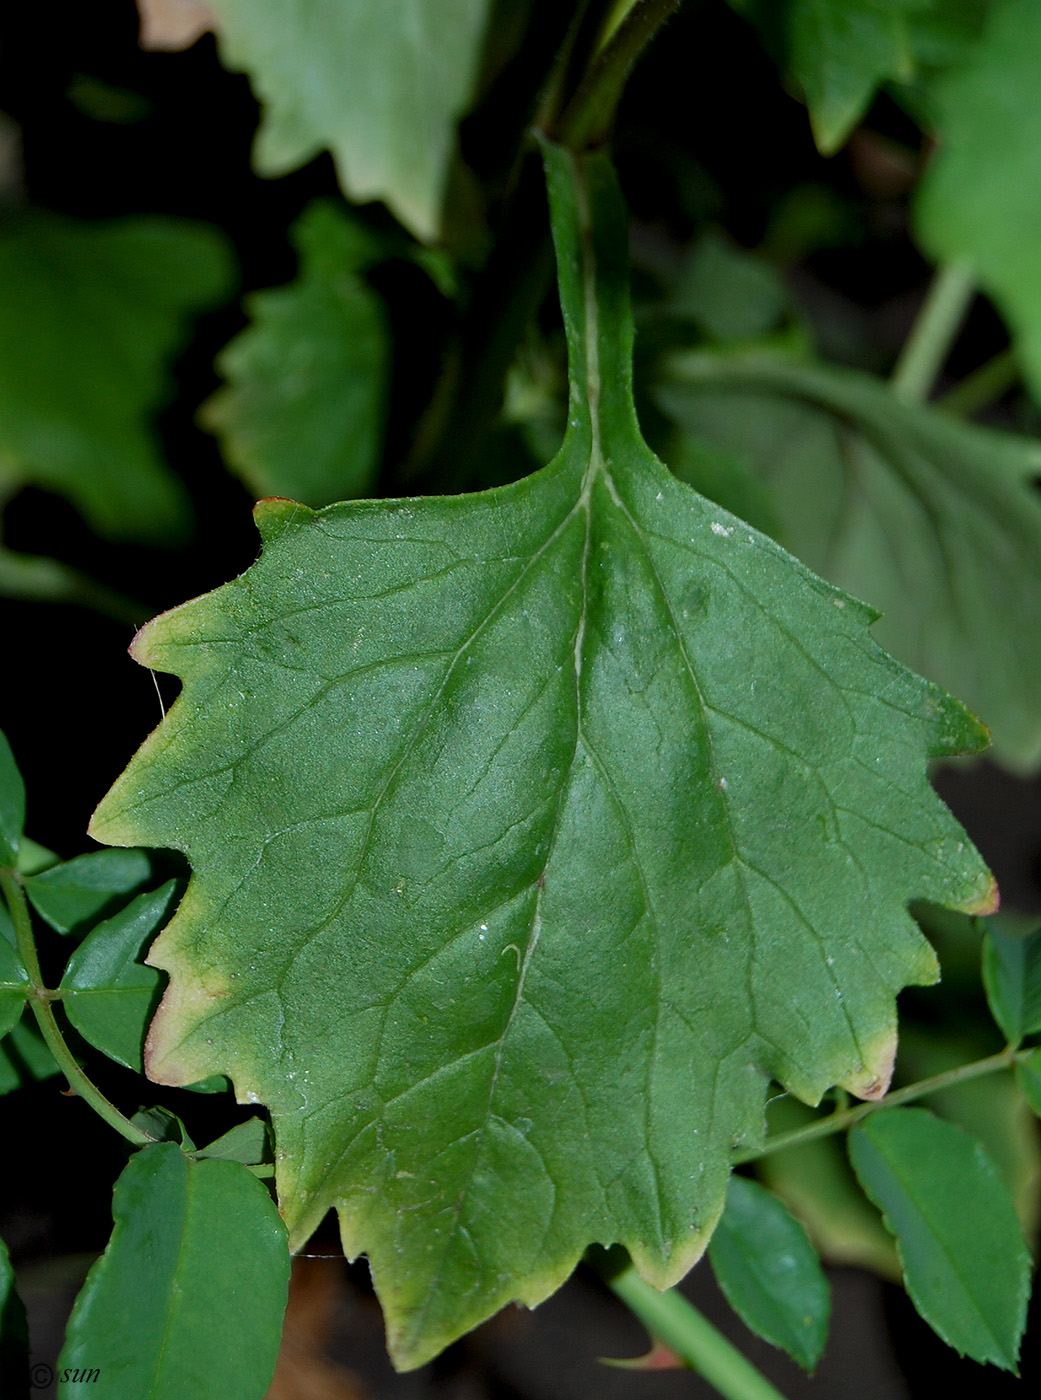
[891,260,976,404]
[594,1253,789,1400]
[735,1046,1027,1165]
[0,867,156,1148]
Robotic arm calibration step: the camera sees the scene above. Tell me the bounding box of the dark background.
[1,3,1040,1396]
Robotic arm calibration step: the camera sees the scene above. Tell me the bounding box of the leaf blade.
[848,1107,1030,1370]
[982,921,1041,1045]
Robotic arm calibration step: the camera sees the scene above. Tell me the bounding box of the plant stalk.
[890,260,976,404]
[598,1256,789,1400]
[0,867,156,1148]
[735,1046,1026,1164]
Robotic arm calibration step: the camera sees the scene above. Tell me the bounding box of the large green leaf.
[0,211,233,542]
[658,352,1041,771]
[203,201,389,507]
[849,1107,1030,1369]
[58,1144,288,1400]
[203,0,491,242]
[708,1175,830,1370]
[915,0,1041,399]
[60,883,177,1072]
[91,144,992,1370]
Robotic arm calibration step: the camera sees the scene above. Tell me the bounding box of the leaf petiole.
[735,1046,1031,1164]
[890,259,976,404]
[0,866,157,1149]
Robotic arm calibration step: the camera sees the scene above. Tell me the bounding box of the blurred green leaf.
[60,882,177,1072]
[758,1096,899,1278]
[0,730,25,869]
[916,0,1041,400]
[659,352,1041,771]
[849,1107,1030,1369]
[204,0,491,241]
[24,849,154,937]
[982,922,1041,1046]
[708,1175,830,1370]
[1017,1048,1041,1119]
[671,230,792,342]
[0,1016,60,1095]
[198,1118,271,1166]
[203,201,389,506]
[58,1144,289,1400]
[0,211,234,543]
[0,1236,28,1400]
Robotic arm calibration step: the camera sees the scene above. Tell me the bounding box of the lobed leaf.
[708,1175,830,1370]
[849,1107,1030,1370]
[92,144,993,1369]
[58,1144,288,1400]
[659,352,1041,771]
[0,211,234,543]
[202,0,491,242]
[203,201,389,507]
[982,921,1041,1046]
[60,882,177,1072]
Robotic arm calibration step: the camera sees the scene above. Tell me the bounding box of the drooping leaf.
[915,0,1041,400]
[848,1107,1030,1369]
[24,849,154,937]
[58,1144,288,1400]
[0,1236,29,1400]
[60,882,177,1072]
[0,730,25,869]
[0,1015,60,1095]
[756,1097,899,1278]
[198,1117,271,1166]
[708,1175,830,1370]
[0,210,234,543]
[982,921,1041,1046]
[91,143,993,1370]
[659,352,1041,771]
[203,201,389,506]
[0,937,29,1041]
[201,0,491,242]
[736,0,915,155]
[1017,1047,1041,1119]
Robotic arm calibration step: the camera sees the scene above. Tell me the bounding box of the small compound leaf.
[0,1236,29,1399]
[659,352,1041,771]
[0,731,25,868]
[24,849,154,937]
[1016,1048,1041,1120]
[0,937,29,1041]
[708,1175,830,1370]
[198,1117,271,1166]
[60,882,177,1072]
[916,0,1041,401]
[202,0,491,241]
[849,1107,1030,1369]
[203,201,389,507]
[0,1016,59,1094]
[982,921,1041,1046]
[130,1106,194,1149]
[92,144,993,1370]
[58,1144,289,1400]
[0,211,234,543]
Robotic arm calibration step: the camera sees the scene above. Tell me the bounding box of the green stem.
[938,345,1020,418]
[554,0,683,150]
[890,260,976,404]
[598,1256,789,1400]
[0,867,156,1148]
[735,1046,1026,1165]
